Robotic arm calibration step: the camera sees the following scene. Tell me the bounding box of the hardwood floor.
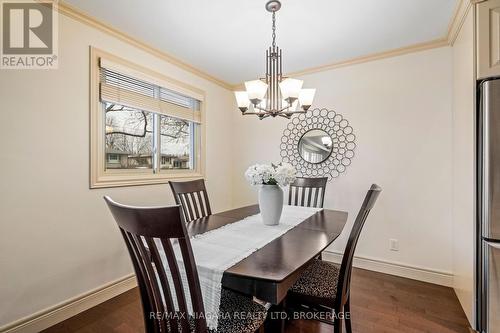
[42,268,471,333]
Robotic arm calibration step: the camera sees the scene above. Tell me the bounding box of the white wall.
[451,8,475,325]
[0,14,234,327]
[232,47,454,275]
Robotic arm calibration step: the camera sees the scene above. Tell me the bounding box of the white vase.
[259,184,284,226]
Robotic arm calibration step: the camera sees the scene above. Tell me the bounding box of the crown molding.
[448,0,476,46]
[231,37,449,90]
[57,1,233,90]
[232,0,478,89]
[280,38,450,80]
[57,0,476,90]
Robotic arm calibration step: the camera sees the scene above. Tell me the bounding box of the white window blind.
[99,64,202,123]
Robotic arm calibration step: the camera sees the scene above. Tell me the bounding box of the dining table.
[185,203,349,325]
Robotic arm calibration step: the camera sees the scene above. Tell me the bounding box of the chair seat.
[211,289,267,333]
[289,259,340,303]
[167,289,266,333]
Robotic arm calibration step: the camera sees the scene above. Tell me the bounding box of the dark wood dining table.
[186,204,348,306]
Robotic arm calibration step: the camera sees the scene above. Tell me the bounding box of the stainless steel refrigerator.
[478,78,500,333]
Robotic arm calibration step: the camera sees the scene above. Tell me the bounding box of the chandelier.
[234,0,316,119]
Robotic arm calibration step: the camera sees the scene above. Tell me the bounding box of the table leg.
[265,299,287,333]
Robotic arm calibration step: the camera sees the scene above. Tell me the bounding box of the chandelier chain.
[272,11,276,49]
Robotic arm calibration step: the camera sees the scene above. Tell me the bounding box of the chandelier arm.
[277,106,293,113]
[280,110,307,116]
[276,104,307,113]
[242,111,266,115]
[253,106,269,112]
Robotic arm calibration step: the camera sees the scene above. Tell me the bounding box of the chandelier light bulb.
[244,80,268,105]
[299,88,316,111]
[279,78,303,103]
[255,99,266,112]
[282,98,299,111]
[234,91,250,112]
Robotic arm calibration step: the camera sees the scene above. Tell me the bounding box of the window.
[90,48,205,188]
[107,153,120,163]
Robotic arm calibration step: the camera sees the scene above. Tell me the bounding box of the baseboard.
[0,274,137,333]
[322,251,454,287]
[0,254,454,332]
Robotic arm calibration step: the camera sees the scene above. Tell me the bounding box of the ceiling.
[64,0,458,85]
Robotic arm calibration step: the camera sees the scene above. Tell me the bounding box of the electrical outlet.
[390,239,399,251]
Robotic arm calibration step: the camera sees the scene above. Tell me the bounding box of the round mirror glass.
[298,129,333,164]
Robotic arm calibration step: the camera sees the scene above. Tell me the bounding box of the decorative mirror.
[280,108,356,180]
[298,129,333,164]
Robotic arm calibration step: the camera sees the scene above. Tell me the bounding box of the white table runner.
[160,205,322,330]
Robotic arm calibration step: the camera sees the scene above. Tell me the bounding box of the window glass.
[105,103,153,170]
[160,115,193,170]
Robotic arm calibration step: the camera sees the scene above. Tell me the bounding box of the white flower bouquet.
[245,162,297,187]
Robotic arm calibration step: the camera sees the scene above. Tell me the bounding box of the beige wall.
[0,14,234,327]
[451,8,475,325]
[231,47,455,276]
[0,7,475,331]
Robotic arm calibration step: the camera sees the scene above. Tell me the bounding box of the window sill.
[90,171,204,189]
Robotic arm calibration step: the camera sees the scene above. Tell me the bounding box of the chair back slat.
[288,177,328,208]
[145,237,178,331]
[169,179,212,223]
[104,196,209,333]
[313,187,320,207]
[120,230,158,333]
[183,193,195,221]
[177,194,190,223]
[196,191,206,216]
[289,185,299,206]
[160,238,191,332]
[202,190,212,216]
[300,186,306,206]
[132,234,168,333]
[335,184,381,310]
[189,192,200,219]
[178,238,208,333]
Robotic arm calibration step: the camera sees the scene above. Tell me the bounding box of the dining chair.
[169,179,212,223]
[286,184,382,333]
[288,177,328,208]
[104,196,267,333]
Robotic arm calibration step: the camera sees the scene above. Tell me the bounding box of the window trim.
[90,47,206,188]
